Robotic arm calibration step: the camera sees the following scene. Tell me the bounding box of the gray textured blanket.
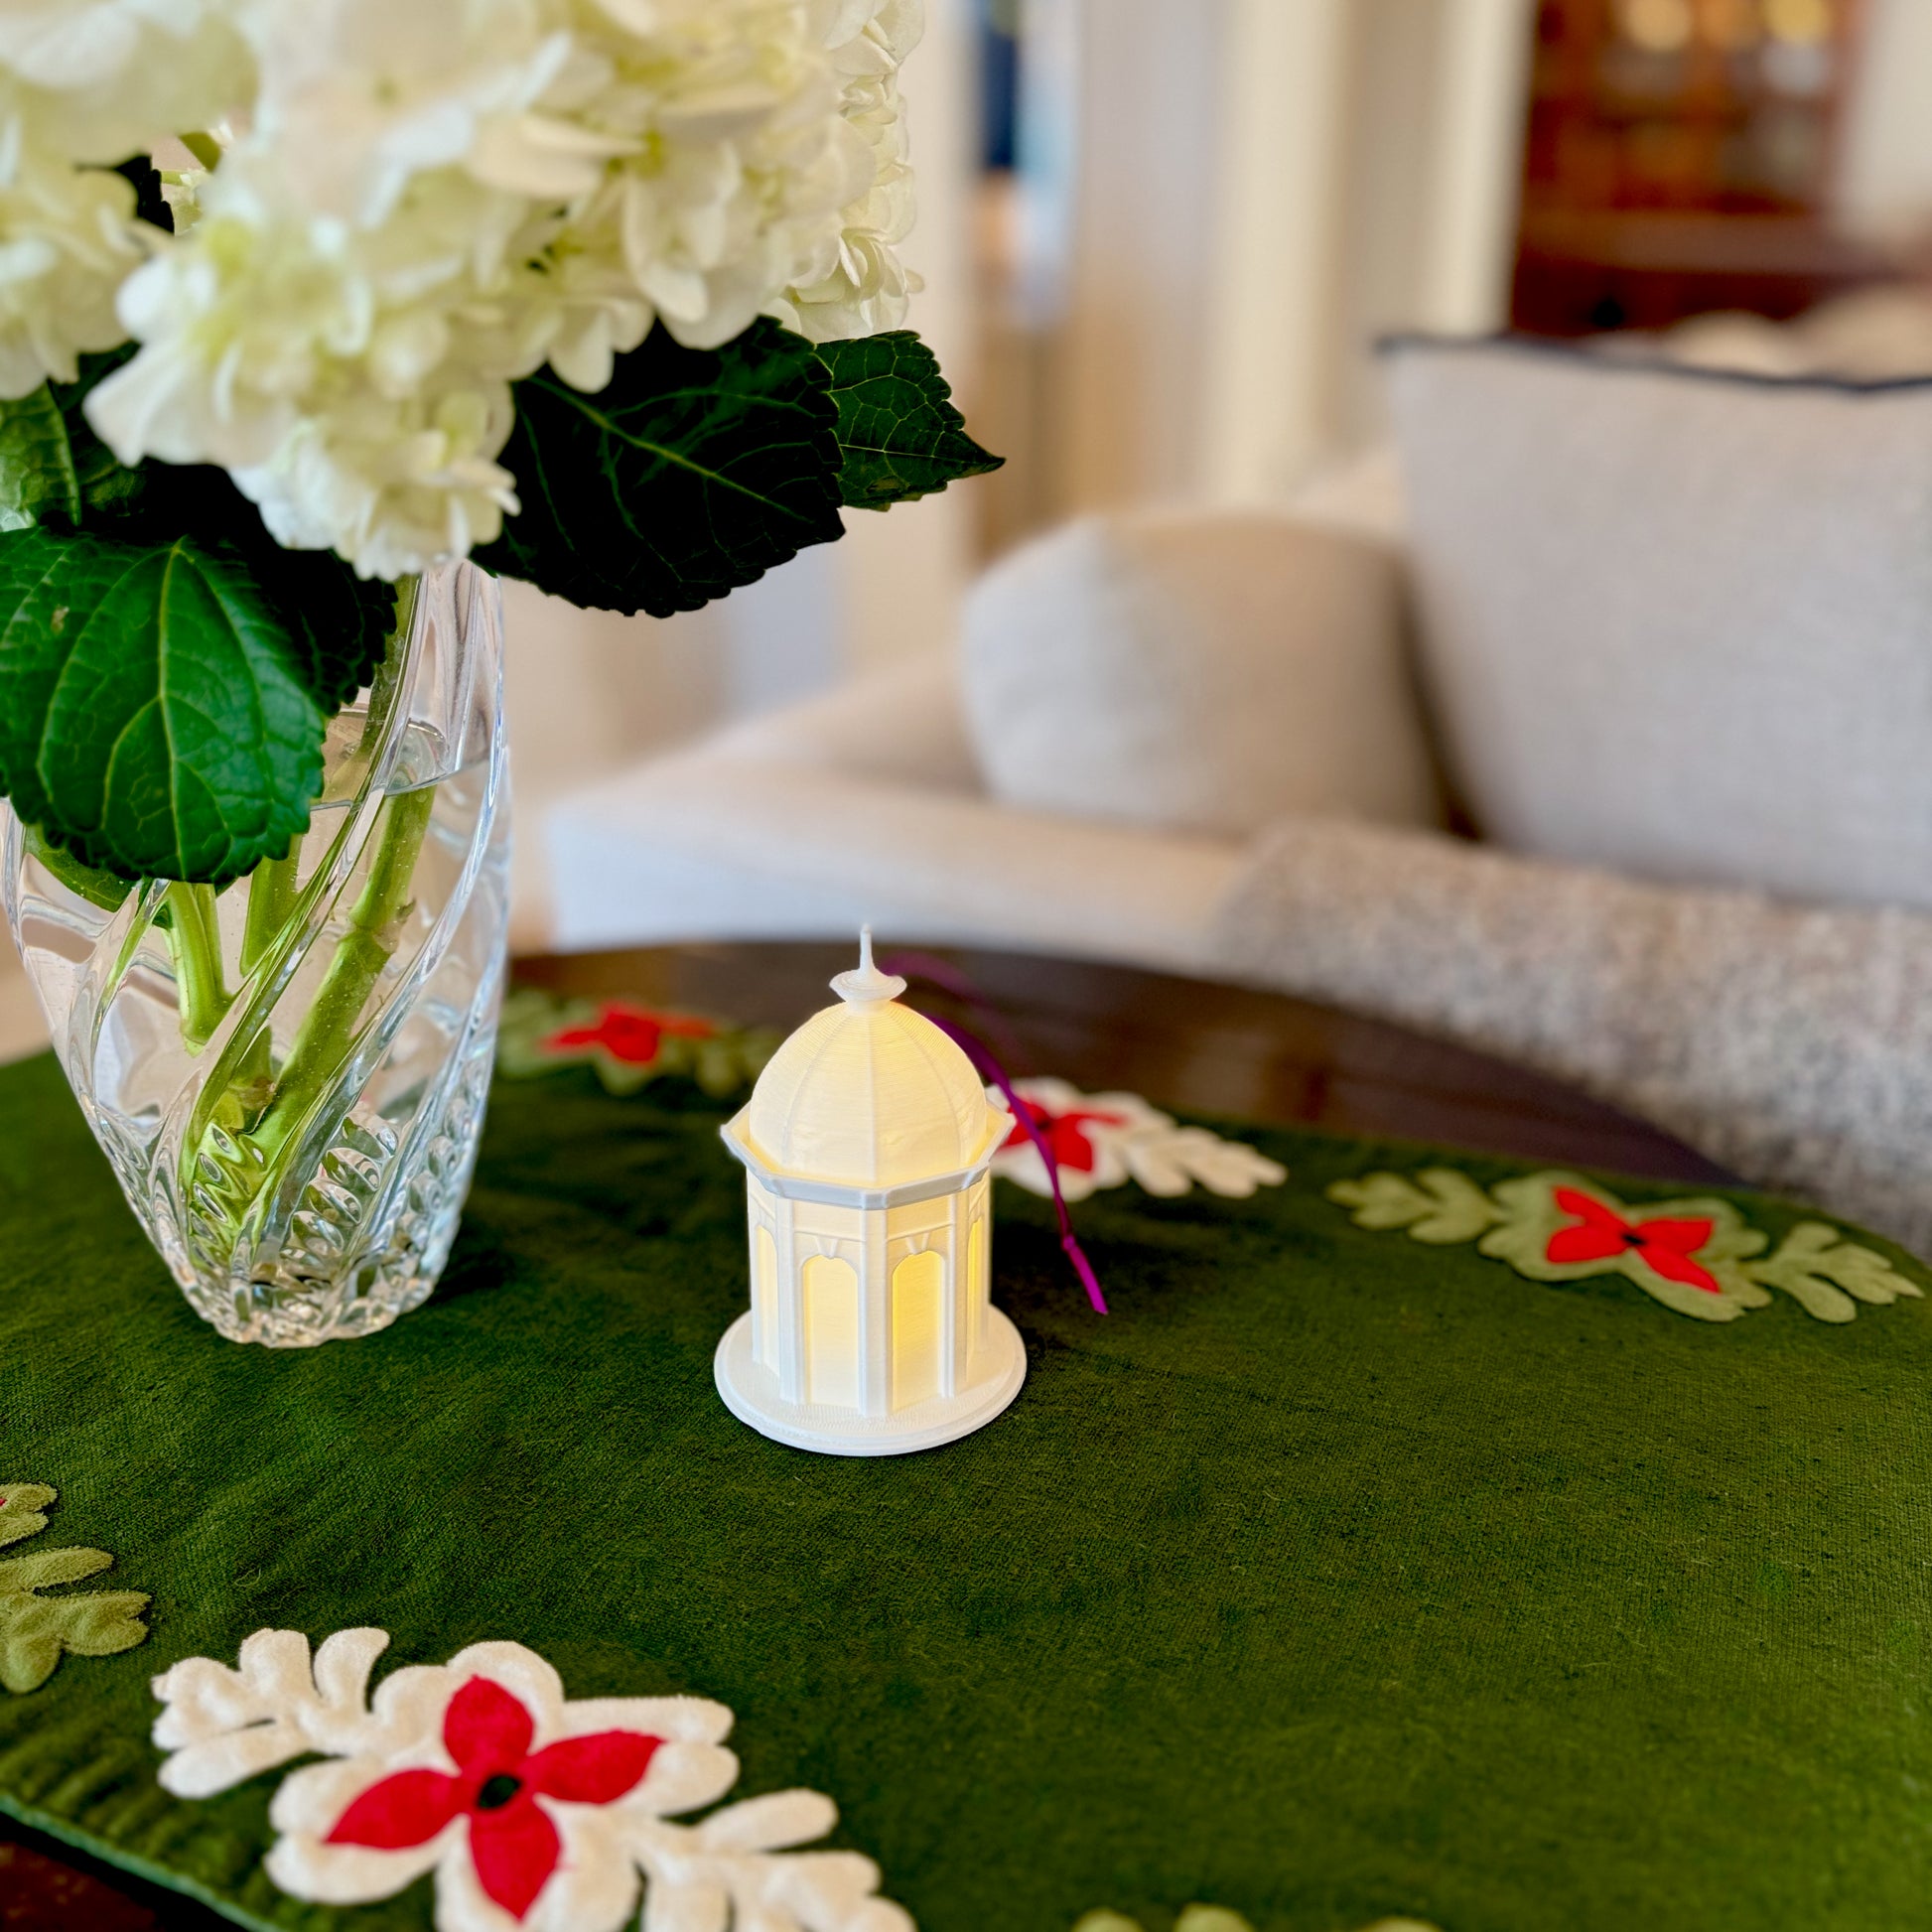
[1213,817,1932,1258]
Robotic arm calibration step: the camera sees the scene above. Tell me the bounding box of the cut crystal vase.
[3,563,511,1346]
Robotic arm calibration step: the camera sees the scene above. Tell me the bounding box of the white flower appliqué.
[152,1627,913,1932]
[989,1078,1288,1204]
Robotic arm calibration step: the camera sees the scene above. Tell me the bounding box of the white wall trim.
[1198,0,1356,505]
[1421,0,1536,333]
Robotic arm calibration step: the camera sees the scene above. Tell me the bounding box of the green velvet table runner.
[4,1046,1932,1932]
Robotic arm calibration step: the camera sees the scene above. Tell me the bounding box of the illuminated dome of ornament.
[743,931,998,1188]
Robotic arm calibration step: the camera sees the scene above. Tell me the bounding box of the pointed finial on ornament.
[831,924,906,1006]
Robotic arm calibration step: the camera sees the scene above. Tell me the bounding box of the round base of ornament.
[713,1310,1028,1456]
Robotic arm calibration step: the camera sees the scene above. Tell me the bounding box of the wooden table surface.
[2,942,1726,1928]
[519,941,1729,1183]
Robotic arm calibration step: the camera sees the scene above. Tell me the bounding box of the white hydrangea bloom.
[232,383,522,584]
[87,154,530,578]
[0,0,251,163]
[238,0,578,228]
[491,0,926,360]
[0,0,250,398]
[0,104,137,396]
[776,0,923,342]
[85,0,924,577]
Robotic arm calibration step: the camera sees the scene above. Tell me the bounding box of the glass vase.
[3,563,511,1346]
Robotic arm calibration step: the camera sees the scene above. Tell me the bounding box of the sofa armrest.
[710,651,983,793]
[543,745,1243,973]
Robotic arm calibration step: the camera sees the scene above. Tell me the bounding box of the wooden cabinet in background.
[1511,0,1889,334]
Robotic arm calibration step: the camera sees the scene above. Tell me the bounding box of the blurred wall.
[1043,0,1229,514]
[834,0,983,676]
[1042,0,1534,513]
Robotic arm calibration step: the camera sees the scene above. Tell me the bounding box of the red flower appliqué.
[999,1099,1131,1174]
[544,1002,715,1068]
[327,1677,661,1922]
[1546,1186,1722,1296]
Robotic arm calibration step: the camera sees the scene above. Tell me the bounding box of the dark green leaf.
[21,821,134,910]
[148,470,398,707]
[0,386,83,532]
[251,547,399,712]
[60,351,153,523]
[0,352,396,711]
[474,319,846,617]
[148,468,399,711]
[0,349,145,531]
[816,331,1004,508]
[0,352,394,883]
[0,528,327,884]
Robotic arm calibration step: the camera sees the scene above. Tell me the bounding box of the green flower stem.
[163,883,230,1050]
[227,838,305,1108]
[179,573,422,1229]
[248,782,436,1166]
[239,836,302,981]
[356,575,418,759]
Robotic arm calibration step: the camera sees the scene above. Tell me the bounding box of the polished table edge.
[511,939,1736,1188]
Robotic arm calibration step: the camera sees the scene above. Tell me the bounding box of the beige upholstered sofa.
[545,327,1932,1255]
[547,287,1932,964]
[540,445,1413,973]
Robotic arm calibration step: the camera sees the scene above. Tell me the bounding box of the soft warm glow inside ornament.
[714,930,1027,1455]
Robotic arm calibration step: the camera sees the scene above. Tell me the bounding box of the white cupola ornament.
[714,930,1026,1454]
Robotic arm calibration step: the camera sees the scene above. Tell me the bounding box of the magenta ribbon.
[880,952,1108,1315]
[870,948,1033,1068]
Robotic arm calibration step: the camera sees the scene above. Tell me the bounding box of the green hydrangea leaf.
[816,331,1005,507]
[0,354,396,881]
[20,822,135,908]
[0,349,149,532]
[0,527,328,885]
[0,385,83,532]
[475,318,846,617]
[0,350,395,693]
[107,459,399,715]
[244,541,399,713]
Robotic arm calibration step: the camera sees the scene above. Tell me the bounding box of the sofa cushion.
[1386,338,1932,911]
[958,510,1444,840]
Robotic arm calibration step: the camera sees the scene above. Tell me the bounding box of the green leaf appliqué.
[0,1483,149,1695]
[816,331,1005,508]
[0,528,328,884]
[475,319,846,617]
[1329,1166,1928,1326]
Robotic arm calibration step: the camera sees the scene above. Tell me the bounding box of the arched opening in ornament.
[754,1225,778,1369]
[892,1250,944,1410]
[802,1254,860,1408]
